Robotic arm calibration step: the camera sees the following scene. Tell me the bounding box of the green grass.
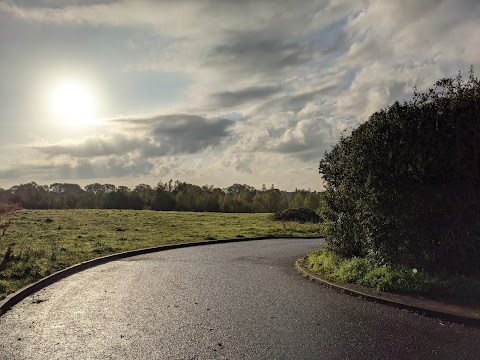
[306,248,480,305]
[0,209,322,300]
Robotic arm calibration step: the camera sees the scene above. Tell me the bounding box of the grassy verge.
[306,248,480,305]
[0,209,321,300]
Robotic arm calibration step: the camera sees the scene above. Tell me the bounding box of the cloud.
[0,1,338,80]
[8,112,236,182]
[0,1,157,27]
[120,113,234,156]
[30,113,234,166]
[0,156,154,180]
[0,0,324,38]
[211,85,280,108]
[231,154,255,175]
[328,0,480,121]
[55,157,155,179]
[32,133,144,158]
[207,34,315,76]
[2,0,480,190]
[229,98,346,162]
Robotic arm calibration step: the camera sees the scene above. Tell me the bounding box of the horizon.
[1,1,479,191]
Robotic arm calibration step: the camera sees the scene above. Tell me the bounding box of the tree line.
[0,181,322,213]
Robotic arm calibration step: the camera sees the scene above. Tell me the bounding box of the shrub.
[0,280,13,294]
[307,249,480,297]
[273,208,320,223]
[336,256,370,283]
[0,202,22,214]
[0,202,21,235]
[319,69,480,274]
[307,249,340,274]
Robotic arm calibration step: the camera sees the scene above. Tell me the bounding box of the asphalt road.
[1,238,479,359]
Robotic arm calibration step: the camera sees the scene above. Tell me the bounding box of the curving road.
[1,238,479,359]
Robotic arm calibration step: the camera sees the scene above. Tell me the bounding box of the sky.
[0,0,479,191]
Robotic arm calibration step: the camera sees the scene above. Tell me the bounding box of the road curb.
[0,236,321,316]
[295,259,480,328]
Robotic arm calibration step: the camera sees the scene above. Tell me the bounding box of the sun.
[48,80,97,125]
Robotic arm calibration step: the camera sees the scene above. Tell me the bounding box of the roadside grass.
[0,209,322,300]
[306,248,480,305]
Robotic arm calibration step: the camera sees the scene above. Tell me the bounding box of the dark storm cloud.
[211,85,280,108]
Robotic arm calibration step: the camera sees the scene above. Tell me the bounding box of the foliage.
[0,203,22,215]
[0,202,22,243]
[307,249,480,301]
[0,181,323,214]
[319,68,480,274]
[0,202,21,273]
[0,209,322,300]
[252,184,288,212]
[273,208,320,223]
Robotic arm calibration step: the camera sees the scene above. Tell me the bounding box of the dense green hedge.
[319,69,480,274]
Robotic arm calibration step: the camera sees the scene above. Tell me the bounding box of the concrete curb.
[0,236,320,316]
[295,259,480,328]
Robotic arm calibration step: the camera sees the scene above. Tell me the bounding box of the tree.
[222,184,255,212]
[84,183,116,194]
[133,184,154,208]
[49,183,84,195]
[252,185,288,213]
[289,191,306,208]
[319,69,480,274]
[7,182,47,209]
[151,182,176,211]
[102,186,143,209]
[303,192,319,210]
[48,183,84,208]
[197,185,222,212]
[224,183,256,196]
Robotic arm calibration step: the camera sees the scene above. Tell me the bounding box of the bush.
[4,261,43,280]
[319,68,480,274]
[1,203,21,242]
[273,208,320,223]
[0,202,21,215]
[307,248,480,298]
[0,279,13,294]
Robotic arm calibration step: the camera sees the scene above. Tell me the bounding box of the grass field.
[0,209,322,300]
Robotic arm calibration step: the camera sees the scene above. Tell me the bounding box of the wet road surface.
[1,238,480,359]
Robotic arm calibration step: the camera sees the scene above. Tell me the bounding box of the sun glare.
[48,79,98,125]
